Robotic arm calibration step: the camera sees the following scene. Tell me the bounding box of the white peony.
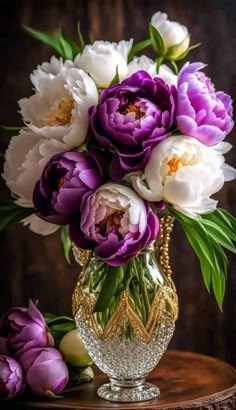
[127,55,157,77]
[130,136,236,217]
[2,129,70,235]
[75,40,133,88]
[127,56,177,85]
[31,56,74,83]
[19,66,98,147]
[151,11,190,59]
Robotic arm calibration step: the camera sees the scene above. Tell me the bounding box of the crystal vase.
[72,216,178,402]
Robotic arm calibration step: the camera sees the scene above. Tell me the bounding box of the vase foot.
[97,381,160,402]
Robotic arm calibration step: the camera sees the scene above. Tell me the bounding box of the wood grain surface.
[0,0,236,365]
[2,350,236,409]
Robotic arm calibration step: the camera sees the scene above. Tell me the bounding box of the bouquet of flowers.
[1,10,236,312]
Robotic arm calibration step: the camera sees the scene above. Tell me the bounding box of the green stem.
[130,282,145,322]
[156,56,164,73]
[124,260,133,290]
[132,258,150,323]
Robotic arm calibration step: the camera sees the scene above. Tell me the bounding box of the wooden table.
[3,351,236,409]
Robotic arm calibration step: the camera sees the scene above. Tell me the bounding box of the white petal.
[212,141,232,154]
[127,56,157,77]
[113,39,133,60]
[158,64,178,86]
[75,41,128,87]
[174,198,218,217]
[21,215,60,235]
[131,175,163,201]
[222,164,236,181]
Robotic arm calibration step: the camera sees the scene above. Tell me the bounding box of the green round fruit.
[59,329,93,367]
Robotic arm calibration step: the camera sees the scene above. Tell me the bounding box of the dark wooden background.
[0,0,236,366]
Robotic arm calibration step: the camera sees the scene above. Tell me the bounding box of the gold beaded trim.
[157,216,174,277]
[72,243,91,267]
[72,277,178,342]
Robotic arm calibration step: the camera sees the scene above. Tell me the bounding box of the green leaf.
[149,24,165,55]
[50,322,76,332]
[203,211,236,242]
[23,25,63,55]
[0,202,34,231]
[44,315,74,325]
[199,255,211,292]
[171,210,216,270]
[200,219,236,254]
[57,29,73,60]
[93,266,124,312]
[43,313,57,322]
[216,208,236,232]
[170,208,227,308]
[181,222,216,271]
[108,66,120,87]
[62,35,80,57]
[212,269,225,311]
[212,242,228,278]
[0,125,21,137]
[156,57,164,73]
[77,21,85,51]
[128,38,152,63]
[174,42,201,61]
[170,60,179,74]
[60,226,71,263]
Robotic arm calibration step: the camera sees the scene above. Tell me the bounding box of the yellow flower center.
[121,102,145,120]
[97,210,125,235]
[167,157,193,175]
[58,176,65,188]
[41,96,74,126]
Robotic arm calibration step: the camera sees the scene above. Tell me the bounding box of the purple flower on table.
[1,300,53,357]
[70,183,159,266]
[20,347,68,397]
[176,62,234,145]
[33,149,107,225]
[0,356,24,399]
[89,70,176,180]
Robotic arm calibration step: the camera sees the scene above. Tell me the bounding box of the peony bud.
[59,329,92,367]
[0,356,24,399]
[20,347,69,397]
[79,366,94,383]
[2,300,53,357]
[0,337,9,355]
[150,11,190,60]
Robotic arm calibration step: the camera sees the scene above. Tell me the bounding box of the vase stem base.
[97,381,160,402]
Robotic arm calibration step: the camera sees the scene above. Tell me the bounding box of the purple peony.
[0,356,24,399]
[33,149,107,225]
[176,62,234,145]
[1,300,53,357]
[89,70,176,180]
[70,183,159,266]
[0,337,9,356]
[20,347,68,397]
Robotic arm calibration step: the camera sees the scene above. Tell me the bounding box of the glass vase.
[72,216,178,402]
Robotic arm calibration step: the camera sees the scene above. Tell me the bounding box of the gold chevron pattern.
[72,278,178,342]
